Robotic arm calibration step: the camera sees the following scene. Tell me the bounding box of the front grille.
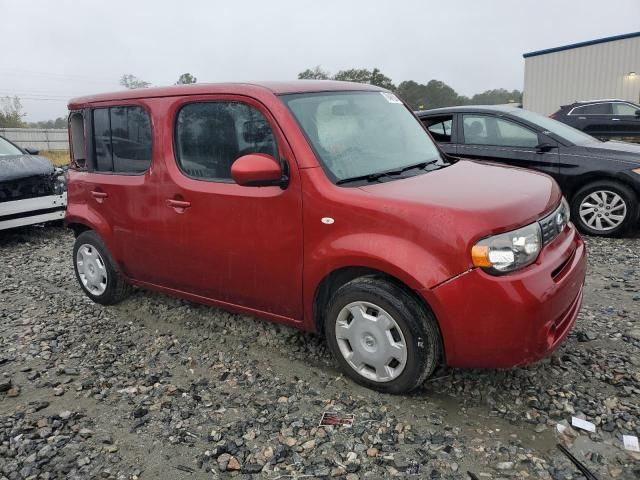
[539,202,569,246]
[0,175,56,203]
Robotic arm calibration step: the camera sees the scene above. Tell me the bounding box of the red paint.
[66,82,586,370]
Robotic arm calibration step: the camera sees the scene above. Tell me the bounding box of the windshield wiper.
[335,159,441,186]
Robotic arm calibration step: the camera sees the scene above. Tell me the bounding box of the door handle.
[611,118,621,121]
[90,191,108,203]
[166,198,191,213]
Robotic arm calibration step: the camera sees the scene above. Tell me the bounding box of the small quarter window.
[69,111,87,169]
[91,106,152,174]
[422,115,453,142]
[175,102,277,182]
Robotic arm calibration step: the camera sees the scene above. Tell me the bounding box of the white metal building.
[523,32,640,115]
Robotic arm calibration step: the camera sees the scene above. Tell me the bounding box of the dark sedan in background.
[550,99,640,142]
[417,105,640,236]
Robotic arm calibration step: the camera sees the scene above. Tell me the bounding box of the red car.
[65,81,586,393]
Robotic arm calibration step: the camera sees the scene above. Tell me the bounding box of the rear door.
[456,113,560,179]
[568,103,612,139]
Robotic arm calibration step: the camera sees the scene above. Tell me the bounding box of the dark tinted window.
[423,115,453,142]
[175,102,277,181]
[93,108,113,172]
[571,103,612,115]
[92,106,152,173]
[463,115,538,148]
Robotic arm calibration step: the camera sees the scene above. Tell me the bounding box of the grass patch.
[39,150,70,167]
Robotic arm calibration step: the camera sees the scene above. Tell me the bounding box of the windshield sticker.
[380,92,403,104]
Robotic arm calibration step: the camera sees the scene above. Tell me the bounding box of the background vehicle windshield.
[0,137,23,156]
[511,109,598,145]
[282,91,443,182]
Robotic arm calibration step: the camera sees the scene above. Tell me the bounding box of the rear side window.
[422,115,453,142]
[571,103,612,115]
[463,115,538,148]
[174,102,277,182]
[92,106,152,174]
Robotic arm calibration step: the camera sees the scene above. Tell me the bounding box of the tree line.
[298,65,522,110]
[1,69,521,128]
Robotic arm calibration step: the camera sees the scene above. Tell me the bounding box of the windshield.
[510,109,597,145]
[281,91,444,182]
[0,136,23,156]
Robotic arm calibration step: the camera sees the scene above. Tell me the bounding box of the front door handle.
[166,198,191,213]
[90,191,108,203]
[611,118,621,121]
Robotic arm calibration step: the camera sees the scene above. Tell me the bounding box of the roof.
[523,31,640,58]
[68,80,384,107]
[416,105,522,116]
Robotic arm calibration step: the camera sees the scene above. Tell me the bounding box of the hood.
[578,140,640,166]
[0,154,55,182]
[359,160,561,239]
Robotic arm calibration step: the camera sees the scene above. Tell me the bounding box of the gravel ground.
[1,225,639,480]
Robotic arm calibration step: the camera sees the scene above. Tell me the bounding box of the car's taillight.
[549,112,557,119]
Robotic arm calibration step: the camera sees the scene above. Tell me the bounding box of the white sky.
[2,0,639,121]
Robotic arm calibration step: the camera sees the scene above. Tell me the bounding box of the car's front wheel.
[73,230,130,305]
[324,276,442,394]
[571,181,638,236]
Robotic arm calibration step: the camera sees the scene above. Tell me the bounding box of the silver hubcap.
[579,190,627,231]
[76,244,108,295]
[335,301,407,383]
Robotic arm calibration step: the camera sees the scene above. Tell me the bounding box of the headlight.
[471,222,542,274]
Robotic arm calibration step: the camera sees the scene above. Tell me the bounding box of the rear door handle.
[90,191,108,203]
[611,118,621,121]
[166,199,191,213]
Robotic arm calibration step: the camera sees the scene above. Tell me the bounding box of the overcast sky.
[2,0,639,121]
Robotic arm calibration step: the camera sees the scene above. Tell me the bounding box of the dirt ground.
[1,226,639,479]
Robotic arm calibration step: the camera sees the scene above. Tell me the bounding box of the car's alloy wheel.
[76,244,108,296]
[578,190,627,232]
[334,301,407,383]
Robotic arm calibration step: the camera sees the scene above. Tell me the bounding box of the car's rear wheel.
[571,181,638,236]
[73,230,130,305]
[324,276,442,394]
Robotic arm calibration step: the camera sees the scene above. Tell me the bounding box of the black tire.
[570,181,638,237]
[72,230,130,305]
[324,276,442,394]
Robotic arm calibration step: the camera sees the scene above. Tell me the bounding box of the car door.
[421,114,457,155]
[77,104,155,272]
[456,113,560,180]
[611,102,640,139]
[135,95,304,320]
[568,103,612,139]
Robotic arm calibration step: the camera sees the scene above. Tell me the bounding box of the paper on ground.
[571,417,596,432]
[623,435,640,452]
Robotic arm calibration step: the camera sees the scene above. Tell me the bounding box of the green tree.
[0,96,26,128]
[120,74,151,89]
[396,80,468,110]
[176,73,197,85]
[297,66,331,80]
[470,88,522,105]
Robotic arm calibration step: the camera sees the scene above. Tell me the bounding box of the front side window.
[92,106,152,173]
[612,102,638,115]
[571,103,612,115]
[282,91,444,183]
[175,102,277,182]
[463,115,538,148]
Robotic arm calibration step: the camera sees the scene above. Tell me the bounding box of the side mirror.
[535,142,557,153]
[635,109,640,117]
[24,147,40,155]
[231,154,285,187]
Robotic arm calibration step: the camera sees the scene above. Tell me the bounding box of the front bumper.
[423,223,586,369]
[0,193,67,231]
